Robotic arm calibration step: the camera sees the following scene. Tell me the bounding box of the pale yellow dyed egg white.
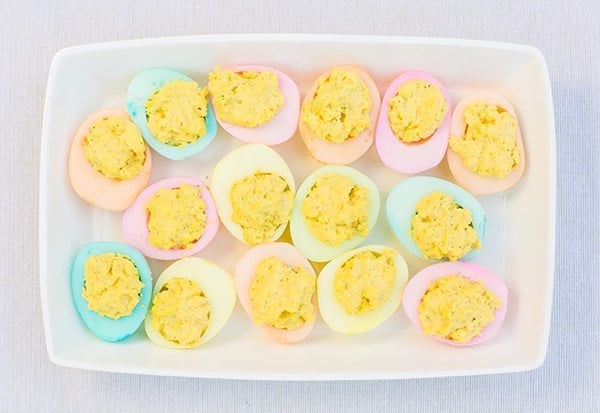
[317,245,408,335]
[144,257,236,349]
[210,144,295,245]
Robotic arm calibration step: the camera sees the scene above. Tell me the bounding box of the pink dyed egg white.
[447,92,526,194]
[234,242,317,344]
[376,71,451,174]
[122,176,219,260]
[68,109,152,211]
[209,65,300,145]
[298,65,381,165]
[402,261,508,347]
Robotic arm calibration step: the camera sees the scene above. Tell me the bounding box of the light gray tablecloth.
[1,1,598,411]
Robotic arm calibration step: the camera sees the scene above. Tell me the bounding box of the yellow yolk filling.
[302,174,370,246]
[150,277,211,346]
[146,185,207,250]
[145,80,208,147]
[83,116,146,180]
[230,172,294,245]
[82,253,144,319]
[411,192,481,261]
[249,257,316,330]
[334,249,397,315]
[388,80,448,143]
[449,103,520,178]
[418,274,501,343]
[301,68,372,143]
[207,68,284,127]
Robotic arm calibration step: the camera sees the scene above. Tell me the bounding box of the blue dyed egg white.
[386,176,486,261]
[71,241,152,342]
[126,68,218,160]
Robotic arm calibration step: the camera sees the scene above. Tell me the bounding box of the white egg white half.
[317,245,408,335]
[210,144,295,245]
[290,165,380,262]
[144,257,236,349]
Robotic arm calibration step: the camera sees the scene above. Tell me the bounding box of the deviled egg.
[211,144,295,246]
[145,257,236,349]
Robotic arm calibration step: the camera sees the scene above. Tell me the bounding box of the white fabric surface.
[1,0,599,411]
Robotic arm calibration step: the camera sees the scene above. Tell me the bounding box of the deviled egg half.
[71,241,152,342]
[386,176,486,262]
[376,70,451,174]
[211,144,295,246]
[144,257,236,349]
[68,109,152,211]
[447,92,526,194]
[402,261,508,346]
[207,65,300,145]
[235,242,317,343]
[318,245,408,335]
[122,176,219,260]
[290,165,380,262]
[127,68,217,160]
[299,65,381,165]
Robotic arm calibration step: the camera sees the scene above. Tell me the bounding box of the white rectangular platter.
[40,34,556,380]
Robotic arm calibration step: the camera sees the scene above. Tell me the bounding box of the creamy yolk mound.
[145,80,208,147]
[418,274,501,343]
[208,68,284,128]
[150,277,211,346]
[449,103,519,178]
[82,253,144,319]
[249,257,316,330]
[146,185,207,250]
[302,174,370,246]
[388,80,448,143]
[230,172,294,245]
[302,68,372,143]
[411,192,480,261]
[83,116,146,180]
[334,249,397,315]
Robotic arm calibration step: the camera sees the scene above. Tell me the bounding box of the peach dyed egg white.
[68,109,152,211]
[447,92,526,194]
[234,243,317,344]
[122,176,219,260]
[207,65,300,145]
[402,261,508,346]
[71,241,152,342]
[375,70,451,174]
[298,65,381,165]
[126,68,218,160]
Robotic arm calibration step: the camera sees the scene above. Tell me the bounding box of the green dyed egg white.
[290,165,380,262]
[318,245,408,335]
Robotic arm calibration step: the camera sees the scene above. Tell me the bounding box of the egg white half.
[210,144,295,245]
[290,165,380,262]
[317,245,408,335]
[144,257,236,349]
[386,176,486,262]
